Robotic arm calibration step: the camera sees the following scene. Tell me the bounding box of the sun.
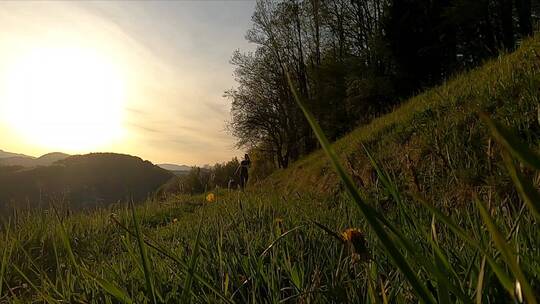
[0,46,126,152]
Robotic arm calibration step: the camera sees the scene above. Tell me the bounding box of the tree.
[226,0,538,172]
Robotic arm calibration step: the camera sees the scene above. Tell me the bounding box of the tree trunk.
[515,0,533,36]
[311,0,321,66]
[500,0,515,50]
[294,0,309,99]
[481,2,496,57]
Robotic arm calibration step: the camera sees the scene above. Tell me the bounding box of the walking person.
[235,154,251,190]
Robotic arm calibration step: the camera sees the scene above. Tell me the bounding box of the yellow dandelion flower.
[341,228,369,259]
[206,193,216,203]
[341,228,362,241]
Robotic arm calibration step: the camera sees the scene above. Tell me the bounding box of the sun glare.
[0,46,126,152]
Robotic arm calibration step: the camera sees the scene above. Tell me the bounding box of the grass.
[0,35,539,303]
[265,34,540,200]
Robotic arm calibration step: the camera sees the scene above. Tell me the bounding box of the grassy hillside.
[265,35,540,202]
[0,36,539,303]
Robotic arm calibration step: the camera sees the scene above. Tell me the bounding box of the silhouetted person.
[236,154,251,190]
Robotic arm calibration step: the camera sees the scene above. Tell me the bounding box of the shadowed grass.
[287,71,436,304]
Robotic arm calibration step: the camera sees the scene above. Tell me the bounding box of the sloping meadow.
[267,35,540,205]
[0,36,539,303]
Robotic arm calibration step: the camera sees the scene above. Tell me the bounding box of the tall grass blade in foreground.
[416,196,516,294]
[110,214,233,303]
[475,198,537,304]
[475,257,487,304]
[181,217,203,303]
[287,72,436,304]
[368,148,470,302]
[130,200,158,304]
[0,225,12,298]
[260,225,304,257]
[81,268,134,304]
[481,113,540,220]
[500,151,540,221]
[364,145,416,229]
[480,112,540,170]
[53,207,79,273]
[12,264,55,303]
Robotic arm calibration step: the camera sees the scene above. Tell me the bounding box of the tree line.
[158,158,244,196]
[226,0,538,172]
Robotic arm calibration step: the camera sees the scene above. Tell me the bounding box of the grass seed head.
[515,280,523,303]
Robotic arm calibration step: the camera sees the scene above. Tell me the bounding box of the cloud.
[126,122,161,134]
[125,107,146,115]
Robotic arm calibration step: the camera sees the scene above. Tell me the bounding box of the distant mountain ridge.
[0,149,34,159]
[0,150,193,172]
[157,163,191,171]
[0,152,174,212]
[0,150,70,167]
[35,152,71,166]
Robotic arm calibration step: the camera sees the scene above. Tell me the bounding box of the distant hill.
[0,153,174,212]
[158,163,191,172]
[0,149,34,159]
[34,152,71,166]
[0,151,70,167]
[0,156,36,167]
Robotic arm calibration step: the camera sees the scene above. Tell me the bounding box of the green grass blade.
[52,207,79,275]
[260,225,304,257]
[111,215,233,304]
[475,257,486,304]
[475,199,537,304]
[432,252,450,304]
[287,72,436,304]
[486,259,515,295]
[81,268,134,304]
[0,226,12,298]
[12,264,56,304]
[311,221,343,243]
[417,197,515,294]
[417,197,480,251]
[380,277,389,304]
[129,201,157,304]
[480,112,540,170]
[17,243,64,300]
[367,262,381,304]
[501,151,540,221]
[364,146,419,231]
[181,217,203,303]
[427,236,470,303]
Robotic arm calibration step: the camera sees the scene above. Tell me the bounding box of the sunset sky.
[0,1,255,166]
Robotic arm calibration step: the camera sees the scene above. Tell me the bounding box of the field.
[1,36,540,303]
